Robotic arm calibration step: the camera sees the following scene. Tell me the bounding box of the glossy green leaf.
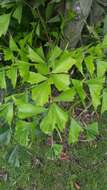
[54,88,76,102]
[0,13,11,37]
[40,103,68,134]
[52,74,70,91]
[6,67,17,88]
[52,51,76,73]
[27,72,47,84]
[68,118,83,144]
[72,79,85,104]
[17,103,45,119]
[32,81,51,106]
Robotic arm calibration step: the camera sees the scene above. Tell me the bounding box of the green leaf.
[6,67,17,88]
[32,81,51,106]
[28,46,45,63]
[27,72,47,84]
[18,61,29,81]
[0,13,11,37]
[0,130,11,146]
[97,60,107,77]
[12,92,28,105]
[101,89,107,113]
[35,63,49,75]
[54,88,76,102]
[72,50,84,74]
[68,118,83,144]
[52,74,70,91]
[15,120,35,147]
[72,79,85,104]
[6,103,13,125]
[52,51,76,73]
[0,70,6,89]
[0,103,13,125]
[102,34,107,48]
[85,56,95,77]
[36,47,45,60]
[9,35,18,51]
[40,103,68,134]
[48,46,62,63]
[53,144,62,158]
[47,15,60,23]
[8,146,20,167]
[3,48,13,61]
[88,79,103,110]
[13,3,23,24]
[86,122,99,140]
[17,103,45,119]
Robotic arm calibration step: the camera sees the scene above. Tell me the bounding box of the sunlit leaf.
[52,51,76,73]
[17,103,46,119]
[85,56,95,77]
[40,103,68,134]
[32,81,51,106]
[28,46,45,63]
[101,89,107,113]
[97,60,107,77]
[0,70,6,89]
[72,79,85,104]
[52,74,70,91]
[9,35,19,51]
[68,118,83,144]
[54,88,76,102]
[48,46,62,63]
[0,13,11,37]
[6,67,17,88]
[18,61,29,81]
[87,78,104,110]
[86,122,99,140]
[27,72,47,84]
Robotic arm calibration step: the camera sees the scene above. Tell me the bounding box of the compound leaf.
[40,103,68,134]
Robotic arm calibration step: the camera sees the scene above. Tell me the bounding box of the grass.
[0,114,107,190]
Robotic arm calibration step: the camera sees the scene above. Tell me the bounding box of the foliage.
[0,0,107,167]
